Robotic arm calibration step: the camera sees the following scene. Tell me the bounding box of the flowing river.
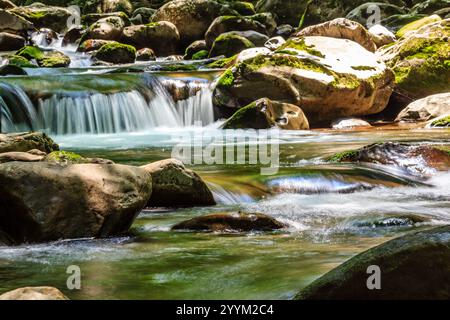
[1,68,450,299]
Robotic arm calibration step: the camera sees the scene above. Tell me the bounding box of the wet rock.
[82,12,131,27]
[396,93,450,122]
[0,161,152,244]
[152,0,236,46]
[294,18,377,52]
[329,142,450,174]
[16,45,71,67]
[222,98,310,130]
[205,15,268,49]
[0,64,27,75]
[9,4,72,33]
[0,32,25,51]
[0,9,34,36]
[0,132,59,154]
[141,158,216,207]
[377,18,450,100]
[274,24,294,38]
[93,42,136,64]
[121,21,180,56]
[331,118,371,129]
[209,32,255,58]
[172,212,286,232]
[368,24,396,48]
[296,225,450,300]
[136,47,155,61]
[131,7,156,25]
[62,26,86,46]
[0,287,68,300]
[213,36,394,125]
[84,16,126,41]
[264,36,285,51]
[78,39,114,52]
[184,40,207,59]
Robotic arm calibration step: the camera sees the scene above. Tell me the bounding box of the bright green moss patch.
[15,46,70,68]
[222,101,270,129]
[46,151,83,163]
[159,64,199,72]
[8,55,36,68]
[328,150,359,162]
[209,33,255,58]
[192,50,209,60]
[240,54,330,74]
[217,69,235,87]
[352,66,377,71]
[206,55,237,69]
[16,46,45,61]
[431,116,450,127]
[396,15,442,38]
[276,38,325,58]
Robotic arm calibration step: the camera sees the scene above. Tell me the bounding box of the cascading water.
[0,74,215,135]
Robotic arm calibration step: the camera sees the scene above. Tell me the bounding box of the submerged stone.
[172,212,286,232]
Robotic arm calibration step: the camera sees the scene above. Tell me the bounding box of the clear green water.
[1,128,450,299]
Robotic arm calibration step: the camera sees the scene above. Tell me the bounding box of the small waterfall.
[0,75,215,135]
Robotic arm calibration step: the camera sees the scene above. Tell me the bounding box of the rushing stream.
[1,70,450,299]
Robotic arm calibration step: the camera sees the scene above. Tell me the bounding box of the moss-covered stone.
[275,38,324,57]
[328,150,359,162]
[209,32,255,58]
[7,55,36,68]
[192,50,209,60]
[396,15,442,38]
[94,42,136,64]
[45,151,84,164]
[9,5,72,33]
[217,68,235,87]
[15,45,71,68]
[206,54,237,68]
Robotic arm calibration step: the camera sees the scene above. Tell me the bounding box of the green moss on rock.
[45,151,84,163]
[276,38,325,58]
[8,55,36,68]
[396,15,442,38]
[192,50,209,60]
[206,54,237,68]
[217,68,235,87]
[95,42,136,64]
[209,32,255,58]
[328,150,359,162]
[431,116,450,127]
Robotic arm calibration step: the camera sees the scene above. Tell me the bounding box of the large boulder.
[209,32,255,58]
[96,0,133,16]
[296,225,450,300]
[16,45,71,68]
[0,132,58,154]
[0,9,34,35]
[83,16,126,41]
[329,142,450,174]
[205,15,269,48]
[141,158,215,207]
[213,36,394,125]
[151,0,236,46]
[0,161,152,244]
[377,18,450,101]
[93,42,136,64]
[8,4,73,33]
[0,32,25,51]
[82,12,131,27]
[172,212,286,232]
[121,21,180,56]
[78,39,114,52]
[222,98,310,130]
[0,287,68,300]
[396,93,450,122]
[295,18,377,52]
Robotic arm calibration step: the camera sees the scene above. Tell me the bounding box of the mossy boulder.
[0,161,152,244]
[93,42,136,64]
[205,15,268,48]
[222,97,310,130]
[294,18,377,52]
[209,32,255,58]
[77,38,114,52]
[121,21,179,56]
[184,40,207,59]
[172,211,286,232]
[81,12,131,28]
[0,64,27,75]
[213,36,394,125]
[141,158,216,207]
[205,54,237,68]
[396,14,442,38]
[328,142,450,174]
[16,45,71,67]
[44,150,114,164]
[296,225,450,299]
[192,50,209,60]
[83,16,126,41]
[131,7,156,24]
[0,132,59,154]
[0,32,25,51]
[8,4,73,33]
[378,18,450,100]
[7,55,37,68]
[151,0,237,46]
